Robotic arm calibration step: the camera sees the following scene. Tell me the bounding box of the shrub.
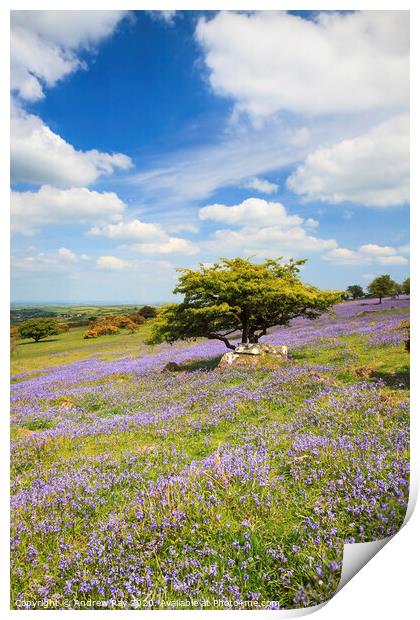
[83,323,120,339]
[128,312,146,325]
[82,315,141,339]
[113,315,139,332]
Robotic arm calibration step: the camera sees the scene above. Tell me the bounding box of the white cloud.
[148,11,177,26]
[12,247,88,271]
[90,219,165,243]
[11,107,133,187]
[322,247,361,264]
[11,10,128,101]
[11,185,126,235]
[58,247,77,262]
[359,244,397,256]
[199,197,303,228]
[243,177,278,194]
[90,219,199,256]
[287,115,409,207]
[199,198,337,258]
[205,226,337,258]
[305,218,319,229]
[196,11,409,120]
[377,255,408,265]
[96,255,131,270]
[323,243,408,265]
[130,237,198,256]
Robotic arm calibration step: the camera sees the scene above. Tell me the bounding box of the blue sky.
[10,10,409,303]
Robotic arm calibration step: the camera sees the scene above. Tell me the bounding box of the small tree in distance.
[367,274,397,304]
[139,305,157,319]
[402,277,410,295]
[18,318,61,342]
[346,285,364,300]
[149,257,342,350]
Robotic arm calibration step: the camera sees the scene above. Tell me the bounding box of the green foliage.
[393,283,403,297]
[367,274,397,303]
[149,257,342,349]
[18,318,61,342]
[139,305,157,319]
[346,284,364,300]
[402,276,410,295]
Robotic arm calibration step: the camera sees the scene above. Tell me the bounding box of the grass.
[10,321,157,373]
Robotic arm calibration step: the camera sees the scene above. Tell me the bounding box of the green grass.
[11,321,157,373]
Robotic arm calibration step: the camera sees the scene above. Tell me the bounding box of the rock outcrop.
[218,343,288,367]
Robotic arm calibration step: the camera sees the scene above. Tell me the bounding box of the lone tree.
[18,318,61,342]
[367,274,397,304]
[139,305,157,319]
[346,284,364,300]
[402,276,410,295]
[149,257,341,350]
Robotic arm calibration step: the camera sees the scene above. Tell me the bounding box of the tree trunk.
[241,317,249,343]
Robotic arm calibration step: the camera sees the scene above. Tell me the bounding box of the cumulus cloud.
[96,255,131,270]
[376,255,408,265]
[287,115,409,207]
[243,177,278,194]
[199,197,303,228]
[205,226,337,258]
[199,198,337,258]
[359,244,397,256]
[11,10,128,101]
[323,243,408,265]
[90,219,165,243]
[11,107,133,187]
[90,219,199,255]
[130,237,198,256]
[11,185,126,235]
[196,11,409,120]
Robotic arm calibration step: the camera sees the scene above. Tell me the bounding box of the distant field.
[10,297,410,609]
[10,304,158,325]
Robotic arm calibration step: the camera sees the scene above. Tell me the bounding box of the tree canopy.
[346,284,364,300]
[367,274,397,303]
[149,257,342,350]
[139,305,157,319]
[18,318,61,342]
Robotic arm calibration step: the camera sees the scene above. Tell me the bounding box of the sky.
[10,9,410,303]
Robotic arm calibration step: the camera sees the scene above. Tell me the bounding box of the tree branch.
[208,333,236,350]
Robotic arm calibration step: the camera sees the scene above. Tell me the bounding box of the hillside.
[10,297,409,609]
